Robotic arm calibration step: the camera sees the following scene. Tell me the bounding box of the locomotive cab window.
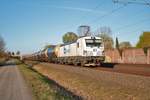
[85,39,101,48]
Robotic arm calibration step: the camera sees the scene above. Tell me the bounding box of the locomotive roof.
[61,41,76,46]
[60,36,101,46]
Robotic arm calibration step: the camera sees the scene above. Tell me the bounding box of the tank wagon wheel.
[81,62,85,67]
[94,60,100,67]
[73,62,78,66]
[60,61,63,64]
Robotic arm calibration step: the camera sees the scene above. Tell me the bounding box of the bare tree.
[99,33,114,50]
[0,35,5,57]
[0,35,5,53]
[16,51,20,55]
[95,27,114,50]
[95,26,112,36]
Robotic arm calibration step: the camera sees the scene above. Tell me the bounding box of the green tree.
[119,41,132,49]
[98,33,114,50]
[63,32,78,44]
[115,37,123,58]
[136,32,150,48]
[115,37,119,49]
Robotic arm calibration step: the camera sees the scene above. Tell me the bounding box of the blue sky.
[0,0,150,54]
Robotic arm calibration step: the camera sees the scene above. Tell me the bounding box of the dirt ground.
[32,62,150,100]
[0,64,33,100]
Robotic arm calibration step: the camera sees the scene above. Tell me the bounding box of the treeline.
[1,26,150,57]
[0,35,20,59]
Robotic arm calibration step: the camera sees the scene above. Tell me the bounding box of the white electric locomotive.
[52,36,105,66]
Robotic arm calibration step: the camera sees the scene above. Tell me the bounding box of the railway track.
[51,62,150,77]
[25,60,150,77]
[93,63,150,77]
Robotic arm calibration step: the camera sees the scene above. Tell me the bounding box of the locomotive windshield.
[85,39,101,48]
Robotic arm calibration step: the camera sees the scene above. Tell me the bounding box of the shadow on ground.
[100,63,118,68]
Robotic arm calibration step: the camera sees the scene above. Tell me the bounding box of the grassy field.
[33,63,150,100]
[18,64,81,100]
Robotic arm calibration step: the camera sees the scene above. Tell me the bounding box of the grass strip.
[18,64,82,100]
[0,58,7,66]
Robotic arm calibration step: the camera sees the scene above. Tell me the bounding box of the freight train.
[22,36,105,66]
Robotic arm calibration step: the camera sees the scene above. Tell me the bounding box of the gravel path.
[0,65,33,100]
[33,63,150,100]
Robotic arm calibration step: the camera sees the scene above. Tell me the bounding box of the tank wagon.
[23,36,105,66]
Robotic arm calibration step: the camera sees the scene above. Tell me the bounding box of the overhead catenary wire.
[62,0,149,37]
[115,18,150,32]
[113,18,150,38]
[64,4,126,33]
[86,5,126,25]
[113,0,150,7]
[63,1,127,30]
[124,25,150,35]
[63,2,105,30]
[96,7,149,31]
